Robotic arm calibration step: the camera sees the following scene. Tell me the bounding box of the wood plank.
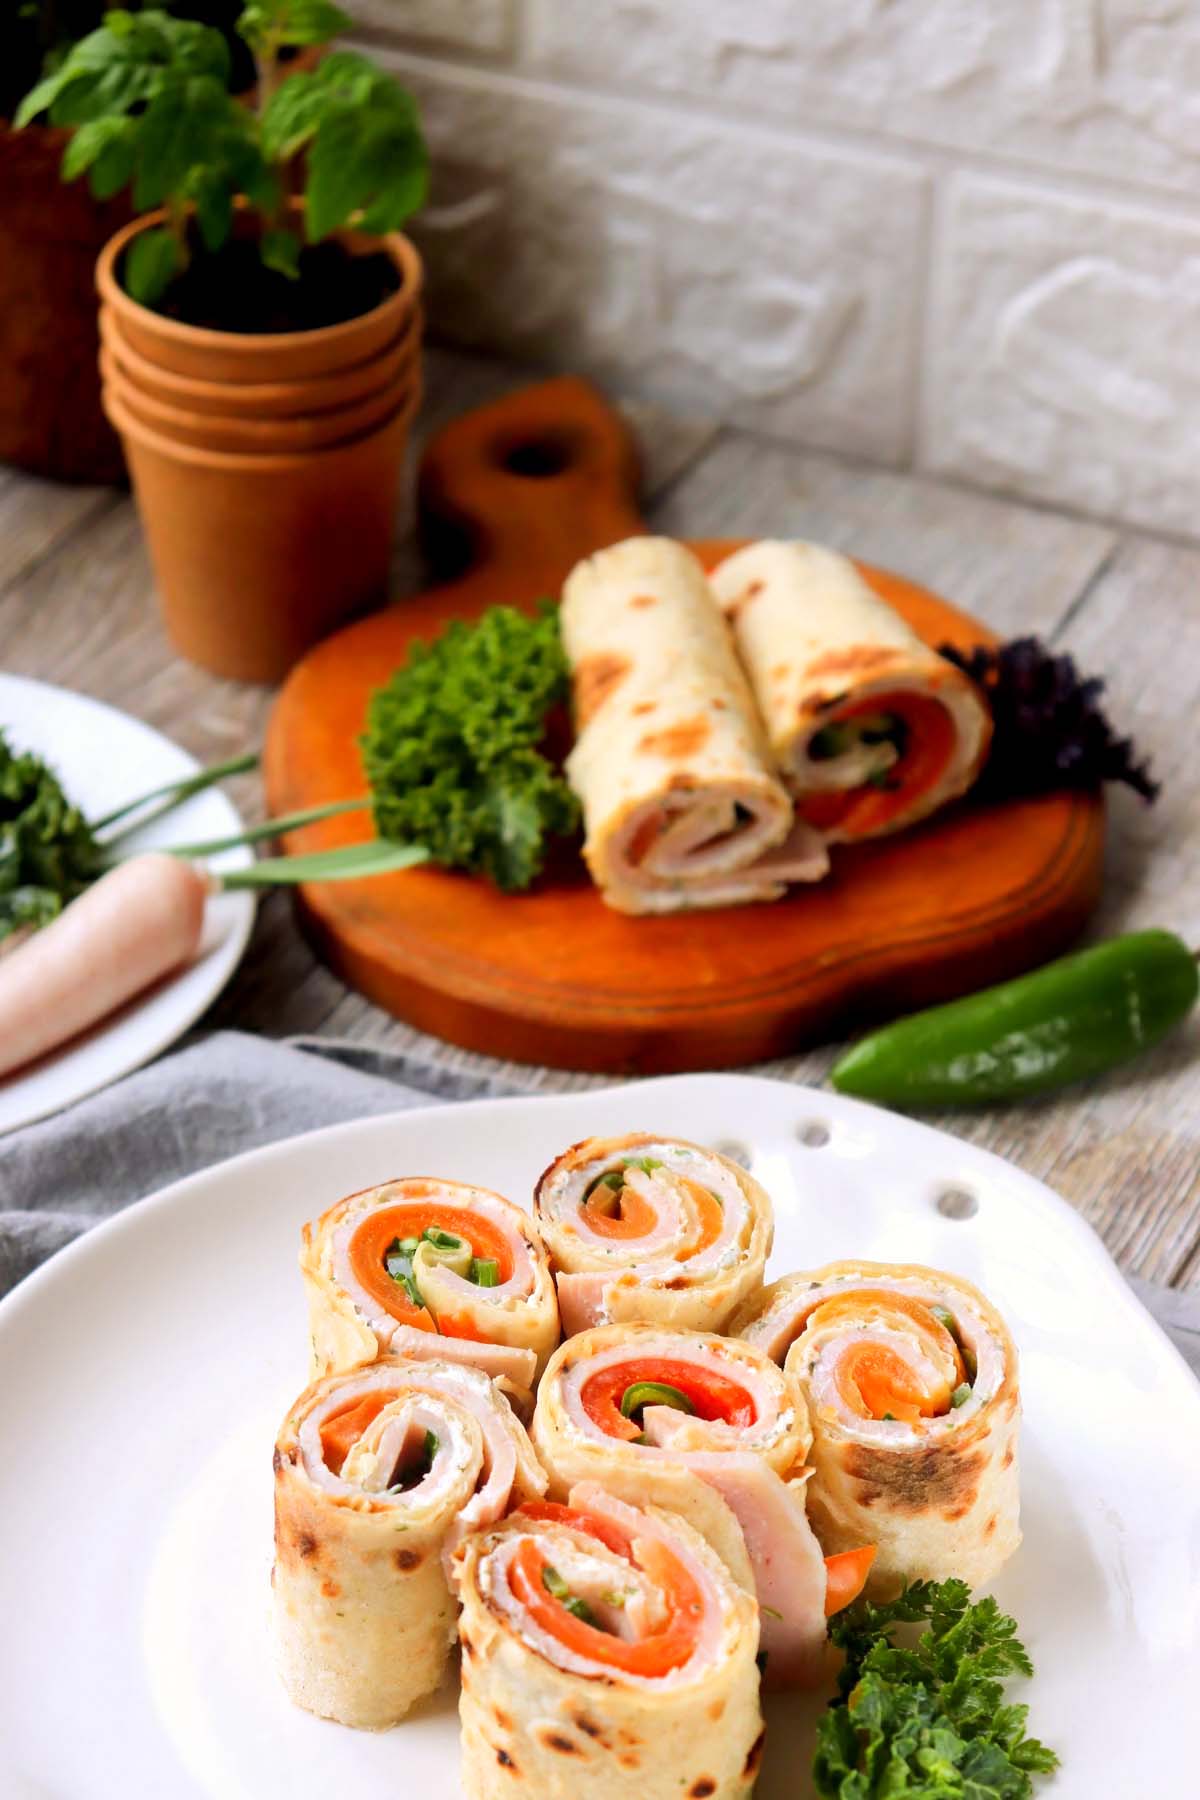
[0,466,116,594]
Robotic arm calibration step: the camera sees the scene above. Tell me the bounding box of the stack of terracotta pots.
[97,208,423,683]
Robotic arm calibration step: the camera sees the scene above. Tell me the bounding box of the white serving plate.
[0,673,255,1132]
[0,1076,1195,1799]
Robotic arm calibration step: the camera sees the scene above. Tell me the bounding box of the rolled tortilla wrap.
[452,1482,763,1800]
[272,1356,546,1728]
[531,1322,868,1686]
[535,1133,772,1336]
[301,1176,561,1401]
[710,540,992,842]
[731,1260,1020,1594]
[561,536,828,913]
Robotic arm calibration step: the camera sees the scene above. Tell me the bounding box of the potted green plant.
[0,2,264,486]
[17,2,428,683]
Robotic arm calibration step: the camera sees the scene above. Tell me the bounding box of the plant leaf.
[123,227,182,308]
[61,115,130,182]
[261,227,301,279]
[277,0,351,47]
[187,168,235,253]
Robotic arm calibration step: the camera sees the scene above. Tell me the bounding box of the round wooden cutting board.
[264,376,1105,1073]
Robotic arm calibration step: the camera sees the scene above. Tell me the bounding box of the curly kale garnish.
[813,1578,1059,1799]
[360,604,580,893]
[0,731,101,944]
[941,636,1157,805]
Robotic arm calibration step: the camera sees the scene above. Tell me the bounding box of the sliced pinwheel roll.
[300,1176,560,1399]
[272,1356,546,1729]
[534,1134,772,1336]
[731,1260,1021,1594]
[453,1482,763,1800]
[710,540,992,843]
[531,1323,874,1685]
[561,536,827,913]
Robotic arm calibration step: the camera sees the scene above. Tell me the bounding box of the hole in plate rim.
[796,1119,831,1148]
[935,1185,979,1221]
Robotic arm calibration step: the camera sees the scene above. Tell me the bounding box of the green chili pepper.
[619,1381,695,1421]
[830,930,1198,1108]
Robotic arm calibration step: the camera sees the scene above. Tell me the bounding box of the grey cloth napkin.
[2,1031,1197,1381]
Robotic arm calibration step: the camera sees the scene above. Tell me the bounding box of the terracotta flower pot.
[101,347,419,455]
[104,382,419,683]
[96,207,424,682]
[99,305,421,419]
[96,210,422,383]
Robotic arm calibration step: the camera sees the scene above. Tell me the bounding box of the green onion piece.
[809,723,852,761]
[881,1412,896,1422]
[950,1382,972,1409]
[424,1430,439,1462]
[759,1604,783,1622]
[424,1227,467,1251]
[540,1565,597,1626]
[397,1236,420,1255]
[584,1169,625,1200]
[621,1156,663,1174]
[471,1258,500,1287]
[929,1304,956,1332]
[619,1380,695,1421]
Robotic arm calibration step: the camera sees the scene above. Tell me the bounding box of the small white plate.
[0,673,255,1132]
[0,1076,1195,1799]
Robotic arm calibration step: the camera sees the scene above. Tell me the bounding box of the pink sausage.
[0,853,211,1078]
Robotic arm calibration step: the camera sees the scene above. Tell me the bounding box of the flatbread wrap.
[272,1356,546,1728]
[531,1323,874,1685]
[452,1482,763,1800]
[301,1176,560,1401]
[534,1132,772,1336]
[731,1260,1020,1594]
[709,540,992,842]
[561,536,828,912]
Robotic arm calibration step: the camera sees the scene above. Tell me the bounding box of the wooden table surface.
[3,345,1198,1299]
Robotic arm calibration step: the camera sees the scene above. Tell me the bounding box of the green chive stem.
[91,752,258,836]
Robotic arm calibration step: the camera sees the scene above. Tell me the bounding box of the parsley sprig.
[813,1579,1058,1799]
[0,732,102,943]
[361,605,579,893]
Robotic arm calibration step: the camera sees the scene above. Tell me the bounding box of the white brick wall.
[353,1,1200,537]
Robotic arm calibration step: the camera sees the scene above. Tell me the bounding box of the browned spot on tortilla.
[574,1715,603,1739]
[711,697,727,709]
[639,715,711,759]
[459,1632,474,1658]
[1002,1447,1015,1469]
[667,773,699,791]
[803,645,900,681]
[845,1443,985,1515]
[320,1577,340,1598]
[707,1699,725,1721]
[574,652,631,728]
[690,1780,717,1797]
[944,1501,973,1521]
[496,1748,516,1771]
[856,1488,883,1508]
[394,1547,423,1572]
[744,1730,766,1780]
[984,1514,997,1537]
[272,1447,284,1477]
[618,1730,641,1746]
[630,593,658,609]
[771,664,790,680]
[632,699,657,716]
[619,1752,641,1770]
[539,1729,581,1755]
[493,1706,514,1731]
[727,579,764,619]
[297,1532,319,1560]
[664,1276,688,1290]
